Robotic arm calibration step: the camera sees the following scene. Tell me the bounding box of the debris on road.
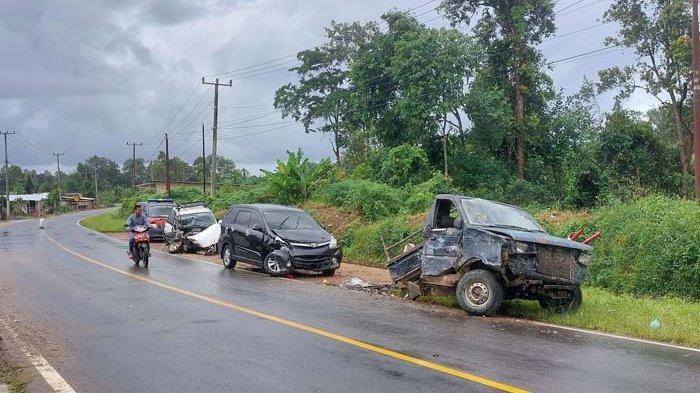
[345,277,390,294]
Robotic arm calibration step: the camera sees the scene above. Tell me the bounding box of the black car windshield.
[149,205,173,217]
[460,198,544,232]
[180,212,216,228]
[264,211,322,230]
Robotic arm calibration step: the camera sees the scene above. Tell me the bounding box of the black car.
[218,204,341,277]
[140,199,175,241]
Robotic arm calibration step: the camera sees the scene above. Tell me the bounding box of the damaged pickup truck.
[387,194,595,316]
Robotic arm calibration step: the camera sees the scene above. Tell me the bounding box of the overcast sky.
[0,0,653,174]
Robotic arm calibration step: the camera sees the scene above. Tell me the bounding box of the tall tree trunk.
[441,115,449,177]
[514,73,526,180]
[670,100,690,197]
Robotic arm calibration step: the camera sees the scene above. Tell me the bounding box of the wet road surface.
[0,212,698,393]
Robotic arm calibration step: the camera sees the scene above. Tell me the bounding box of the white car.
[164,203,219,253]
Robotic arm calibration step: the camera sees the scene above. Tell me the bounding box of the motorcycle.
[130,225,152,267]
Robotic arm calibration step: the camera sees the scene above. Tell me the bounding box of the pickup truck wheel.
[221,244,237,269]
[539,288,582,313]
[262,253,289,277]
[456,269,503,316]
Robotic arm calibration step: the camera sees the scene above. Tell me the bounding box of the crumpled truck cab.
[388,194,593,316]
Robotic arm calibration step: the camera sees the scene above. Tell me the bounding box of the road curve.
[0,211,697,393]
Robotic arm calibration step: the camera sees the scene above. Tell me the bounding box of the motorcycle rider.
[126,203,149,258]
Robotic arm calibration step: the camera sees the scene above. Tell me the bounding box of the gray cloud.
[0,0,644,174]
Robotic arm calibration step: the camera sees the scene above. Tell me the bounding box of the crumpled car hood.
[481,227,592,252]
[271,229,331,244]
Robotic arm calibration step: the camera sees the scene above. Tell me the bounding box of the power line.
[541,22,610,43]
[557,0,608,17]
[555,0,586,14]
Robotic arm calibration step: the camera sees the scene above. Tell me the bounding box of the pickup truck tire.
[221,244,237,269]
[539,288,582,313]
[456,269,503,316]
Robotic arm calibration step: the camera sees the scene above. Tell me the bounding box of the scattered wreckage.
[386,194,599,316]
[163,202,220,254]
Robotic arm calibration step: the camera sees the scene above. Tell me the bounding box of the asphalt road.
[0,211,698,393]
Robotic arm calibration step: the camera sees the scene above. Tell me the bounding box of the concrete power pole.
[126,142,143,189]
[201,77,231,196]
[693,0,700,200]
[52,152,65,202]
[201,123,206,194]
[93,167,99,207]
[164,133,171,193]
[2,130,15,220]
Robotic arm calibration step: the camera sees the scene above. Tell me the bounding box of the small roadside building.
[8,193,50,217]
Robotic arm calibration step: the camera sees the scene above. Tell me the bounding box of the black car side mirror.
[251,224,262,231]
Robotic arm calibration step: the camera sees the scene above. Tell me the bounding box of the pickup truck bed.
[387,245,423,283]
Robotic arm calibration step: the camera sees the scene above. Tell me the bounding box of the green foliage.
[262,150,336,204]
[598,109,678,197]
[341,214,423,266]
[315,179,403,221]
[402,173,456,214]
[81,212,125,232]
[585,196,700,299]
[378,145,432,187]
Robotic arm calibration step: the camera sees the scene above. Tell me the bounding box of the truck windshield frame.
[460,198,544,232]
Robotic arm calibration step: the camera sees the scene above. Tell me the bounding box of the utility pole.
[93,167,99,207]
[201,123,206,194]
[52,152,65,202]
[693,0,700,200]
[164,133,171,193]
[126,142,142,189]
[1,130,15,220]
[201,77,232,196]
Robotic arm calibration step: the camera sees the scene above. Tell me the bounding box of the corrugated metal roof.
[9,193,50,202]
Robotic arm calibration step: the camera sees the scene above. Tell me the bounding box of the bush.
[378,144,432,187]
[314,179,404,221]
[341,214,424,266]
[586,196,700,299]
[402,173,456,214]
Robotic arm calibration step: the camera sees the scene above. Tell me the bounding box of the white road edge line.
[0,319,77,393]
[71,214,700,354]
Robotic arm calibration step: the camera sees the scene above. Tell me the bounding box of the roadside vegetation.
[80,211,124,233]
[0,355,26,393]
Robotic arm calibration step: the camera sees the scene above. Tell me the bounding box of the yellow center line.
[43,230,529,393]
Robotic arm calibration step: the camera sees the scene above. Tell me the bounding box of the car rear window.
[148,205,174,217]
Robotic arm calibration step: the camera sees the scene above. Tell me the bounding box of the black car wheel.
[222,244,237,269]
[456,269,504,316]
[262,253,289,277]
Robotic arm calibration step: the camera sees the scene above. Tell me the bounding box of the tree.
[122,158,149,185]
[192,155,250,185]
[598,108,677,196]
[439,0,556,180]
[597,0,692,196]
[262,150,334,204]
[275,21,379,164]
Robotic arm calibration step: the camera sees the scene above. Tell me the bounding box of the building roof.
[9,193,49,202]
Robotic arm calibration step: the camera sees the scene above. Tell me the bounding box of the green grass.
[80,211,125,232]
[419,287,700,348]
[0,356,26,393]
